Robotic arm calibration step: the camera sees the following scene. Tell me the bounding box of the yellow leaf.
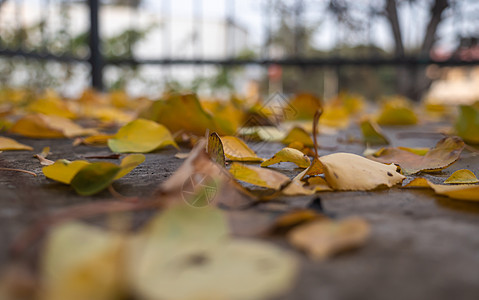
[229,162,290,190]
[369,136,465,175]
[261,147,310,168]
[319,105,350,129]
[403,177,479,202]
[376,97,418,125]
[143,93,225,135]
[108,119,178,153]
[288,217,370,260]
[33,146,54,166]
[114,154,146,180]
[281,127,314,147]
[288,93,322,120]
[73,134,114,146]
[396,146,429,156]
[360,118,389,145]
[455,104,479,144]
[27,94,76,119]
[40,222,125,300]
[43,160,90,184]
[221,136,263,162]
[0,136,33,151]
[444,169,479,184]
[320,153,405,190]
[10,114,97,138]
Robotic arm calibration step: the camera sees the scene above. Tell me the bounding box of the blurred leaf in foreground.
[128,205,298,300]
[288,217,370,260]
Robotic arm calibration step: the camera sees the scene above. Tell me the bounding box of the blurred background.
[0,0,478,102]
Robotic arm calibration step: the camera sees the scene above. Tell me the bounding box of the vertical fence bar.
[88,0,103,90]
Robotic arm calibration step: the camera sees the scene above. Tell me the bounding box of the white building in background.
[0,2,252,97]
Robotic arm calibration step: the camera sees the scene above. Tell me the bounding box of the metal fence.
[0,0,478,96]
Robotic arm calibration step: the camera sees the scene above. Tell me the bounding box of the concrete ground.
[1,122,479,300]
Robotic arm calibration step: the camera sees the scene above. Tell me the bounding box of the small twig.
[0,167,36,176]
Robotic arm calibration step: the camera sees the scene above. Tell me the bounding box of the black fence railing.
[0,0,479,94]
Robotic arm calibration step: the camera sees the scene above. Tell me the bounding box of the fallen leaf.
[360,118,389,145]
[229,162,290,190]
[43,160,90,184]
[143,93,224,135]
[287,93,322,120]
[281,127,314,147]
[288,217,370,260]
[403,177,479,201]
[369,136,465,175]
[261,147,310,168]
[84,154,121,159]
[108,119,178,153]
[397,146,429,156]
[319,105,350,129]
[455,104,479,144]
[43,155,144,194]
[71,155,145,196]
[444,169,479,184]
[174,152,190,159]
[221,136,263,162]
[40,222,125,300]
[10,114,97,138]
[376,97,418,125]
[208,132,226,167]
[156,140,254,209]
[0,136,33,151]
[27,93,76,119]
[320,153,405,190]
[127,205,298,300]
[33,147,54,166]
[269,209,327,234]
[73,134,114,146]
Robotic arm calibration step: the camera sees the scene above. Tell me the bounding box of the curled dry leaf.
[261,147,310,169]
[207,132,226,167]
[319,153,405,191]
[369,136,465,175]
[0,136,33,151]
[360,118,389,145]
[128,205,298,300]
[10,114,97,138]
[229,162,290,190]
[403,177,479,201]
[155,140,254,209]
[33,147,54,166]
[444,169,479,184]
[221,136,263,162]
[288,217,370,260]
[108,119,178,153]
